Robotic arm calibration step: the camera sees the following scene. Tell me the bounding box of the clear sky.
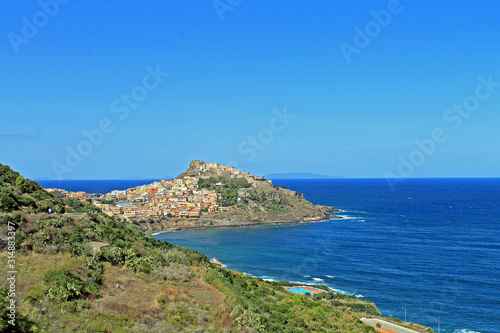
[1,0,499,179]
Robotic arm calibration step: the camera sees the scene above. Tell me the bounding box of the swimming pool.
[287,288,317,294]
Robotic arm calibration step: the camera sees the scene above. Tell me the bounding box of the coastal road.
[361,318,421,333]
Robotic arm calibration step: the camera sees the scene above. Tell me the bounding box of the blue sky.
[1,0,499,179]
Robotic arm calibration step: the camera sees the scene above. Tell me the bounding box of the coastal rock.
[139,159,340,232]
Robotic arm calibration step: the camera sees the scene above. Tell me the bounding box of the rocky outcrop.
[139,160,341,232]
[184,160,235,178]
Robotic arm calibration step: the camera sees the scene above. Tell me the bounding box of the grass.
[0,251,234,332]
[203,266,378,333]
[0,163,419,332]
[1,249,381,332]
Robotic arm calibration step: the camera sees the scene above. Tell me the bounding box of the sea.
[39,178,500,333]
[38,179,162,194]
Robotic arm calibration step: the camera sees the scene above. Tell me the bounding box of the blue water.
[39,178,500,332]
[153,178,500,333]
[288,288,318,294]
[37,179,162,194]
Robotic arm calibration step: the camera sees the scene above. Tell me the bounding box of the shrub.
[0,214,12,225]
[343,302,379,316]
[151,264,193,282]
[61,299,91,313]
[166,248,187,264]
[137,260,152,274]
[0,187,18,212]
[0,164,19,184]
[15,176,39,194]
[23,285,48,305]
[16,195,36,208]
[43,268,86,302]
[0,288,43,332]
[386,315,402,323]
[105,246,126,265]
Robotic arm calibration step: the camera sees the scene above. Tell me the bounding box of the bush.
[23,285,48,305]
[386,315,402,323]
[0,187,18,212]
[0,288,43,332]
[343,302,379,316]
[151,264,193,282]
[15,176,39,194]
[105,246,126,265]
[0,164,19,184]
[61,299,91,313]
[166,248,187,264]
[63,198,96,213]
[197,177,251,207]
[17,195,36,208]
[43,268,86,302]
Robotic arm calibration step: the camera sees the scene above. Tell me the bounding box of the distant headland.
[45,160,341,232]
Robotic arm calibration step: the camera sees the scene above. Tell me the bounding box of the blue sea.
[37,179,162,194]
[40,178,500,333]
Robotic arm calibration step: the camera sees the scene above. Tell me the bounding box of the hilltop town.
[46,160,339,231]
[48,176,219,219]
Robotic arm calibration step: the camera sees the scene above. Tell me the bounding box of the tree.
[15,176,38,194]
[0,163,19,185]
[0,187,18,212]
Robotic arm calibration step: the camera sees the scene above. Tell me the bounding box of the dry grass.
[0,252,235,332]
[183,266,226,309]
[0,252,83,299]
[93,263,164,319]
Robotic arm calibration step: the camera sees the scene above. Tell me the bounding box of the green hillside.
[0,163,380,332]
[0,164,65,214]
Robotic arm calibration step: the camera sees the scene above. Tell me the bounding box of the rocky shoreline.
[125,160,345,234]
[139,211,343,234]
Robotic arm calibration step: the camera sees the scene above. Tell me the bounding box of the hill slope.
[1,162,429,332]
[0,163,65,214]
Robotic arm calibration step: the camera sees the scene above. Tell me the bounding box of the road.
[361,318,421,333]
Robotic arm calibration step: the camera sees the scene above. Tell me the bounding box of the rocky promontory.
[138,160,340,232]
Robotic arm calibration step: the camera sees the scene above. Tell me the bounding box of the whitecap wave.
[337,215,357,220]
[331,288,351,295]
[453,330,482,333]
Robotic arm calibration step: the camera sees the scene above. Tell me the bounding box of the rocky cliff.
[144,160,340,231]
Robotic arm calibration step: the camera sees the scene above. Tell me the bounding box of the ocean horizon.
[40,178,500,333]
[37,179,163,194]
[38,177,500,194]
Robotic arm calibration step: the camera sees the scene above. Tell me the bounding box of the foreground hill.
[0,162,382,332]
[0,164,65,214]
[1,163,434,332]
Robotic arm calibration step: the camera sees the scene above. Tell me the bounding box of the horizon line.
[33,176,500,181]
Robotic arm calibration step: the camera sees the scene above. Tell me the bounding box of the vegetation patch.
[0,162,407,332]
[198,177,251,207]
